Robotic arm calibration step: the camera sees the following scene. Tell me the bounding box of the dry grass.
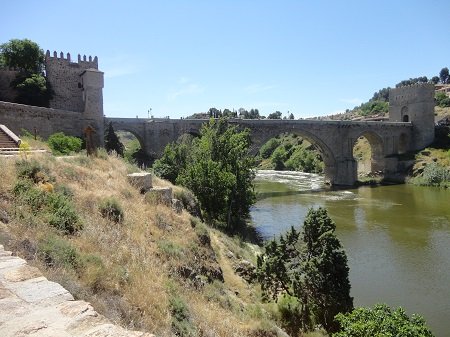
[0,152,282,337]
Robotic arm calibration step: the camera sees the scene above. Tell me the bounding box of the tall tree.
[104,122,124,156]
[257,207,353,333]
[0,39,52,107]
[0,39,44,73]
[439,67,449,84]
[268,111,282,119]
[177,118,256,228]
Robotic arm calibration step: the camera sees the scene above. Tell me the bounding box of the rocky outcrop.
[0,244,155,337]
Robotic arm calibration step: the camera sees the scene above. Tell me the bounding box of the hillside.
[0,151,293,337]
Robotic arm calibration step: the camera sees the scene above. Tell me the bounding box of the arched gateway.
[106,83,435,186]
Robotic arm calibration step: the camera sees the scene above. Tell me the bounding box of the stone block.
[145,187,172,206]
[172,198,183,214]
[127,173,152,193]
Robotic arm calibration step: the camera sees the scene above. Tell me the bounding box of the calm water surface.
[251,170,450,337]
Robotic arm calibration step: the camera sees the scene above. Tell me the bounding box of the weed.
[38,235,81,269]
[157,240,183,257]
[15,159,48,183]
[99,197,124,223]
[46,192,81,234]
[169,294,198,336]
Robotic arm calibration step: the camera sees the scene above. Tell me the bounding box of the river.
[250,170,450,337]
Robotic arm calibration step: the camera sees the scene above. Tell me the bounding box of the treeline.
[188,107,295,120]
[348,67,450,116]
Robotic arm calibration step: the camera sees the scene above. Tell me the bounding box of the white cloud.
[244,83,277,94]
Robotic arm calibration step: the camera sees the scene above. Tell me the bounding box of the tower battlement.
[390,83,435,105]
[45,50,98,69]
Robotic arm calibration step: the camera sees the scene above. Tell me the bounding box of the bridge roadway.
[106,117,413,186]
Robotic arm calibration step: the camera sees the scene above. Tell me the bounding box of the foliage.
[0,39,53,107]
[13,73,53,107]
[334,304,435,337]
[99,197,124,223]
[0,38,44,73]
[38,235,81,269]
[259,138,281,159]
[439,67,449,84]
[176,118,256,229]
[47,132,82,155]
[268,111,282,119]
[271,146,288,170]
[285,146,324,173]
[169,294,198,336]
[419,162,450,187]
[15,158,47,183]
[104,122,124,156]
[435,92,450,108]
[358,100,389,116]
[395,76,429,88]
[256,208,353,333]
[153,140,191,184]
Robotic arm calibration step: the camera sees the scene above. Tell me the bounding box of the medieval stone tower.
[45,51,104,146]
[389,83,435,150]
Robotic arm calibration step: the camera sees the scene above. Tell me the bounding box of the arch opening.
[112,127,151,167]
[353,131,385,182]
[256,131,336,185]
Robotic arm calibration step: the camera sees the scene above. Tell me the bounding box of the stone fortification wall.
[0,101,86,140]
[45,51,99,112]
[389,83,435,150]
[0,68,19,102]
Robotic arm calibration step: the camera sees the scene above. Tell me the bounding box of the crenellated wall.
[45,50,99,112]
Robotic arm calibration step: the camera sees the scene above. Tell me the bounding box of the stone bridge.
[106,117,412,185]
[106,84,436,186]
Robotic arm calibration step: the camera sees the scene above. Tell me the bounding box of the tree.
[334,304,435,337]
[177,118,256,228]
[289,112,294,119]
[439,67,449,84]
[431,76,440,84]
[0,39,52,107]
[257,208,353,333]
[268,111,282,119]
[0,39,44,73]
[153,138,191,184]
[104,122,124,156]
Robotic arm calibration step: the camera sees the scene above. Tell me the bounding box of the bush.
[46,192,81,234]
[169,295,198,336]
[334,304,435,337]
[38,235,80,269]
[47,132,82,155]
[15,159,47,183]
[421,162,450,187]
[99,197,124,223]
[260,138,281,159]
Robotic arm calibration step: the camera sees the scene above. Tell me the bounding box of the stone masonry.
[0,244,155,337]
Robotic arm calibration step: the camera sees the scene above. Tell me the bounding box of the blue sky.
[2,1,449,119]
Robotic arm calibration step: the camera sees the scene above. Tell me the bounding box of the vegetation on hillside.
[258,133,324,173]
[0,38,53,106]
[153,118,256,230]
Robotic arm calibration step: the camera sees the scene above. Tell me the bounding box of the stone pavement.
[0,244,155,337]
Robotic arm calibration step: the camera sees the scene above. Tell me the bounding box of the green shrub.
[12,179,47,213]
[47,132,82,155]
[277,294,302,336]
[157,240,183,257]
[46,193,81,234]
[99,197,124,223]
[15,159,48,183]
[421,162,450,187]
[260,138,281,159]
[38,235,80,269]
[169,295,198,336]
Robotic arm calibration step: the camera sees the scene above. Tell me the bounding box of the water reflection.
[251,170,450,337]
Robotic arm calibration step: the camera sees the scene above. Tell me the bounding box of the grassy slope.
[0,151,292,337]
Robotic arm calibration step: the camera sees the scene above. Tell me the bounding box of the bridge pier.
[332,159,358,186]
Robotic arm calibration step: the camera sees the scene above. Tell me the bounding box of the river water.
[251,170,450,337]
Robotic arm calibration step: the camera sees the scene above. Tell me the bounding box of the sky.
[2,0,450,119]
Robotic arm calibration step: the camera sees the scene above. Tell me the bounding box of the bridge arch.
[352,130,385,176]
[106,120,146,152]
[251,128,338,185]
